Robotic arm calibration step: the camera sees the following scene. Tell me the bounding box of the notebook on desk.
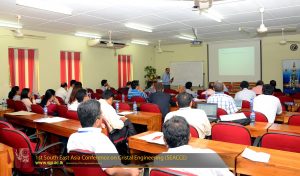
[196,103,218,122]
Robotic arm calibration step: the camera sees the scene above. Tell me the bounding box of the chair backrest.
[66,110,79,120]
[91,93,101,100]
[57,105,68,118]
[164,89,178,95]
[261,132,300,153]
[31,104,44,114]
[118,102,131,111]
[189,125,199,138]
[242,111,268,122]
[69,150,108,176]
[140,103,161,113]
[95,89,103,94]
[114,94,128,101]
[55,96,65,105]
[273,92,285,97]
[130,96,146,103]
[0,121,14,129]
[14,100,28,111]
[292,92,300,99]
[86,88,94,94]
[288,115,300,126]
[217,108,227,119]
[150,168,197,176]
[6,99,15,109]
[278,96,294,104]
[197,90,204,96]
[242,100,250,108]
[212,123,252,145]
[110,87,118,95]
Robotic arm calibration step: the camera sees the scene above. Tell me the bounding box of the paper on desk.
[117,111,134,116]
[6,111,36,116]
[34,117,68,123]
[220,113,247,121]
[138,132,165,145]
[241,148,270,163]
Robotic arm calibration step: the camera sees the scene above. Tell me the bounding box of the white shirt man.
[99,99,124,130]
[234,88,256,102]
[185,89,198,98]
[55,86,67,101]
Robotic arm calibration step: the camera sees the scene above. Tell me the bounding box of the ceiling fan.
[191,28,202,45]
[157,40,174,53]
[107,30,113,47]
[279,28,300,45]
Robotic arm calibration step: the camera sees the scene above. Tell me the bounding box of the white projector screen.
[208,39,261,82]
[170,61,203,86]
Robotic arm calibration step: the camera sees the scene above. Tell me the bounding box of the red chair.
[242,100,250,108]
[288,115,300,126]
[281,103,286,111]
[273,92,285,97]
[91,93,101,100]
[189,125,199,138]
[96,89,103,94]
[6,99,15,109]
[242,111,268,122]
[55,96,65,105]
[66,110,78,120]
[197,90,205,96]
[140,103,161,113]
[57,105,68,118]
[0,121,14,129]
[1,128,64,175]
[118,102,131,111]
[86,88,94,94]
[217,108,227,119]
[114,94,128,101]
[14,100,28,111]
[212,123,251,145]
[110,87,118,95]
[31,104,44,114]
[260,132,300,153]
[197,94,209,99]
[278,96,294,104]
[292,92,300,99]
[69,150,108,176]
[130,96,146,103]
[164,89,178,95]
[150,168,197,176]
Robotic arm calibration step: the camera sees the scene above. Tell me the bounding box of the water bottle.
[205,91,208,100]
[3,99,7,109]
[43,106,48,118]
[250,98,255,125]
[133,101,137,114]
[122,94,125,103]
[115,101,119,113]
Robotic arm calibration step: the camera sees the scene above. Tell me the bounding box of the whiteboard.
[170,61,204,86]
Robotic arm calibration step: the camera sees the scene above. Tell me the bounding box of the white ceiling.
[1,0,300,44]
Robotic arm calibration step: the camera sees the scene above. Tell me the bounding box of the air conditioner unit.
[87,39,126,49]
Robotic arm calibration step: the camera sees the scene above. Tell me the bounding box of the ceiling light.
[131,40,149,45]
[16,0,72,15]
[177,35,195,41]
[75,32,101,39]
[0,20,22,29]
[125,23,153,32]
[201,9,224,22]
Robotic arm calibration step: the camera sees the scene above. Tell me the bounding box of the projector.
[191,40,202,45]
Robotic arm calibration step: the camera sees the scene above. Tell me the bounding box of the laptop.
[235,99,242,110]
[196,103,218,122]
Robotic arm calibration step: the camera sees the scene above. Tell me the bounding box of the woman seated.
[40,89,60,115]
[21,88,36,111]
[8,86,21,101]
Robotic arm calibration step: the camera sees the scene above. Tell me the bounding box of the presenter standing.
[162,68,174,89]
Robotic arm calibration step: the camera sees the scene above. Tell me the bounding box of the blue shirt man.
[127,81,147,100]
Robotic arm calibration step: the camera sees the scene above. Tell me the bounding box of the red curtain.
[118,55,131,88]
[60,51,81,85]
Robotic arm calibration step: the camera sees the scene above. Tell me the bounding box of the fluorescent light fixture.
[75,32,101,39]
[131,40,149,45]
[0,20,22,29]
[201,9,224,22]
[16,0,72,15]
[177,35,195,41]
[125,23,152,32]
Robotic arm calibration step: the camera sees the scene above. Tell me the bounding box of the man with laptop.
[164,92,211,139]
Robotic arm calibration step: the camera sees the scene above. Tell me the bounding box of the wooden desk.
[275,111,300,124]
[126,112,162,131]
[236,146,300,176]
[4,113,41,128]
[268,123,300,135]
[0,108,14,117]
[244,122,272,137]
[36,119,81,137]
[128,131,247,170]
[0,143,14,176]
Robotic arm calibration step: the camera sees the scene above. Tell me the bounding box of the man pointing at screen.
[162,67,174,89]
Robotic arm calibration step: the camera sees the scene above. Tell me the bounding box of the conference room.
[1,0,300,176]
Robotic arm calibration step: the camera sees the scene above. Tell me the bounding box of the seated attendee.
[207,81,238,114]
[67,100,140,176]
[100,79,110,91]
[234,81,256,102]
[252,80,264,95]
[149,83,175,119]
[127,81,147,100]
[21,88,36,111]
[185,81,198,98]
[177,85,185,94]
[68,89,89,111]
[270,80,282,93]
[55,82,68,101]
[41,89,61,115]
[161,116,233,176]
[118,81,131,94]
[144,81,156,95]
[68,82,83,106]
[65,80,76,104]
[201,82,215,96]
[253,84,282,123]
[164,92,211,139]
[8,86,21,100]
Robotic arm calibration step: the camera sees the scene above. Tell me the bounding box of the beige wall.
[0,29,154,99]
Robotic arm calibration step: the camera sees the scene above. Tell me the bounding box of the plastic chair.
[288,115,300,126]
[260,132,300,153]
[212,123,252,145]
[130,96,146,103]
[273,92,285,97]
[31,104,44,114]
[95,89,103,94]
[55,96,65,105]
[140,103,161,113]
[57,105,68,118]
[91,93,101,100]
[150,168,197,176]
[86,88,94,94]
[242,100,250,108]
[278,96,294,104]
[6,99,15,109]
[190,125,199,138]
[14,100,28,111]
[217,108,227,119]
[66,110,79,120]
[242,111,268,122]
[117,102,131,111]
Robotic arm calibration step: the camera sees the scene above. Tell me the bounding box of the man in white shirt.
[55,82,68,102]
[67,99,140,176]
[234,81,256,102]
[253,84,282,123]
[65,80,76,104]
[185,81,198,98]
[164,92,211,138]
[68,89,89,111]
[158,116,233,176]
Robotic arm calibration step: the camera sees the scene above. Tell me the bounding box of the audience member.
[127,81,147,100]
[234,81,256,102]
[207,81,238,114]
[55,83,68,101]
[41,89,60,115]
[252,80,264,95]
[68,82,83,105]
[8,86,21,100]
[118,81,131,94]
[100,79,110,91]
[65,80,76,104]
[185,81,197,98]
[201,82,215,96]
[68,89,89,111]
[21,88,36,111]
[144,81,156,95]
[253,84,282,123]
[270,80,282,93]
[164,92,211,138]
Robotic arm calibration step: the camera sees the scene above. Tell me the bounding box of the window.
[60,51,81,84]
[8,48,38,91]
[118,55,131,88]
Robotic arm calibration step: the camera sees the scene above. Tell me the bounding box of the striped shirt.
[127,89,147,100]
[207,93,238,114]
